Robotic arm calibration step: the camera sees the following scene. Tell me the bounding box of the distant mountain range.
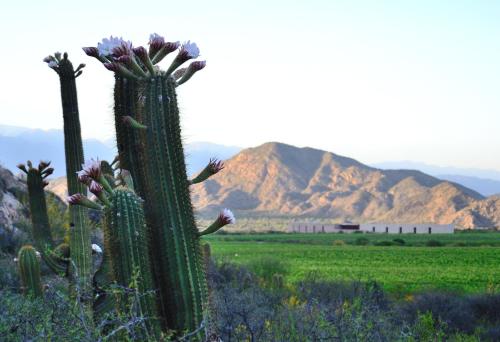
[2,125,500,228]
[0,125,240,177]
[374,161,500,196]
[190,142,500,228]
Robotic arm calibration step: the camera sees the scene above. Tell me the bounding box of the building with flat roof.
[288,222,454,234]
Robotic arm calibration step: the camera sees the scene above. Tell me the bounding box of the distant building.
[288,222,454,234]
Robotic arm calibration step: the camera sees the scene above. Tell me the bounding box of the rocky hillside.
[191,142,499,229]
[0,166,27,241]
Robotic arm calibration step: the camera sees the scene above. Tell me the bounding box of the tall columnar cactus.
[18,245,43,298]
[69,162,161,337]
[17,161,67,275]
[43,53,92,302]
[84,35,235,337]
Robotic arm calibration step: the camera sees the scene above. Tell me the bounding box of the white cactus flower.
[92,244,103,253]
[221,208,236,225]
[79,158,101,180]
[48,61,58,69]
[149,33,165,43]
[181,41,200,59]
[97,36,131,56]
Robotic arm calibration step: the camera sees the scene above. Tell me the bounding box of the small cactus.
[18,245,43,298]
[72,165,161,336]
[18,161,67,275]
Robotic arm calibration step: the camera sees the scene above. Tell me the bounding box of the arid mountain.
[43,142,500,229]
[46,177,68,203]
[191,142,499,229]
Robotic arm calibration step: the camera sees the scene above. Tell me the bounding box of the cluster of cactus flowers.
[16,32,234,340]
[82,34,206,84]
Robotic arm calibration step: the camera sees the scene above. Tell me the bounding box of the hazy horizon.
[1,1,499,171]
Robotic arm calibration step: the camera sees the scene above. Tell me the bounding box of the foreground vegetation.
[1,258,499,341]
[205,232,500,294]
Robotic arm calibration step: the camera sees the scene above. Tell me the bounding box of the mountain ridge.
[191,142,498,229]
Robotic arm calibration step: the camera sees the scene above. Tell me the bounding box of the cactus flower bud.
[89,180,104,196]
[67,193,103,210]
[48,61,59,70]
[148,33,165,57]
[17,163,28,174]
[151,40,181,64]
[176,60,206,86]
[199,208,235,236]
[133,46,156,75]
[165,41,199,76]
[43,55,56,63]
[82,47,99,58]
[41,167,54,178]
[190,158,224,185]
[104,62,120,72]
[67,193,86,205]
[38,161,51,171]
[172,68,187,81]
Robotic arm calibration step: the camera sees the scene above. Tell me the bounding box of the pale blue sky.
[1,0,499,170]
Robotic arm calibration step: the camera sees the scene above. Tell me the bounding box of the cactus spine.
[44,53,92,302]
[17,161,67,275]
[18,245,43,298]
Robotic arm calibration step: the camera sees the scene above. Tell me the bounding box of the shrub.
[426,240,444,247]
[354,237,370,246]
[245,257,289,285]
[333,240,346,246]
[393,238,405,245]
[375,240,395,246]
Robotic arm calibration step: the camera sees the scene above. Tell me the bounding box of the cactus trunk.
[115,76,207,336]
[56,55,92,304]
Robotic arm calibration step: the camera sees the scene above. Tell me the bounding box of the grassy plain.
[204,232,500,294]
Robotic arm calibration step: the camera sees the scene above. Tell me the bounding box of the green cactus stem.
[103,186,161,336]
[17,162,67,275]
[18,245,43,298]
[44,52,92,303]
[85,35,232,339]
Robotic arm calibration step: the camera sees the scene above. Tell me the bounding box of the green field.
[204,232,500,294]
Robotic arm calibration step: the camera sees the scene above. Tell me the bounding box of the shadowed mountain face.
[191,142,499,229]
